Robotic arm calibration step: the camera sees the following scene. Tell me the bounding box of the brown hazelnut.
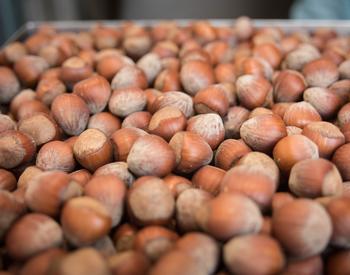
[92,25,120,50]
[273,70,307,102]
[169,131,213,173]
[154,69,181,92]
[122,111,151,131]
[17,165,43,189]
[136,53,162,84]
[61,196,112,246]
[73,129,113,172]
[51,93,90,136]
[223,106,250,138]
[36,141,75,172]
[332,143,350,181]
[2,42,27,64]
[236,74,272,110]
[109,87,147,117]
[94,161,135,187]
[0,114,16,133]
[337,102,350,127]
[60,56,93,89]
[25,171,82,216]
[0,169,16,191]
[108,250,150,275]
[69,169,92,187]
[112,223,137,252]
[176,188,212,232]
[127,134,175,177]
[272,199,332,258]
[254,42,282,68]
[14,55,49,87]
[148,107,186,141]
[5,213,63,260]
[238,57,273,80]
[36,78,66,106]
[111,65,148,90]
[180,60,215,96]
[192,165,225,195]
[88,112,121,137]
[84,175,126,227]
[302,58,339,87]
[329,79,350,104]
[193,85,229,116]
[24,33,51,55]
[127,176,174,226]
[240,114,287,153]
[123,33,152,59]
[235,16,253,40]
[134,226,178,261]
[283,44,321,71]
[281,255,323,275]
[283,101,322,128]
[9,89,36,116]
[16,99,50,121]
[0,130,36,169]
[0,67,20,104]
[273,135,319,174]
[214,63,236,83]
[271,102,293,119]
[73,75,111,114]
[224,235,285,275]
[302,121,345,158]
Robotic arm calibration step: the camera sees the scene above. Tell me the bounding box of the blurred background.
[0,0,349,45]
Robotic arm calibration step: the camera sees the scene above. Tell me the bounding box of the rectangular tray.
[3,19,350,47]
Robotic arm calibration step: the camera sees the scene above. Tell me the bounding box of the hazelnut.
[123,33,152,59]
[302,58,339,87]
[94,161,135,187]
[24,33,51,55]
[281,255,323,275]
[25,171,82,216]
[176,188,212,232]
[162,174,192,198]
[9,89,36,116]
[253,42,282,68]
[113,223,137,252]
[0,114,16,133]
[152,40,179,58]
[239,57,273,80]
[236,74,272,110]
[60,56,93,89]
[144,89,162,112]
[148,107,186,141]
[109,87,147,117]
[150,91,194,118]
[287,126,303,135]
[302,121,345,158]
[214,63,236,83]
[96,54,130,81]
[122,111,151,131]
[127,176,175,226]
[223,106,250,138]
[17,166,43,189]
[272,199,332,258]
[110,127,148,161]
[289,158,343,198]
[169,131,213,173]
[192,165,225,195]
[224,235,285,275]
[235,16,253,40]
[273,70,307,102]
[14,55,49,87]
[84,175,126,227]
[0,130,36,169]
[18,113,60,146]
[154,69,181,92]
[92,25,120,50]
[329,79,350,103]
[127,134,175,177]
[16,99,50,121]
[337,102,350,127]
[61,196,112,246]
[2,42,27,64]
[283,101,321,128]
[196,193,262,241]
[271,102,293,119]
[136,53,162,84]
[73,129,113,172]
[0,67,20,104]
[273,135,319,174]
[303,87,343,119]
[5,213,63,260]
[180,60,215,96]
[240,114,287,153]
[193,85,229,116]
[332,143,350,181]
[36,141,75,172]
[88,112,121,137]
[73,75,111,114]
[51,94,90,136]
[134,226,178,261]
[111,65,148,90]
[36,78,66,106]
[192,21,216,44]
[108,250,150,275]
[0,169,16,191]
[69,169,92,187]
[283,44,321,71]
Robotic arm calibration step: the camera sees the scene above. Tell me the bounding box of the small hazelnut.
[61,196,112,246]
[88,112,121,137]
[109,87,147,117]
[9,89,36,116]
[17,165,43,189]
[253,42,282,68]
[337,102,350,127]
[169,131,213,173]
[94,161,135,187]
[283,44,321,71]
[60,56,93,89]
[73,75,111,114]
[123,33,152,59]
[223,106,250,138]
[180,60,215,96]
[14,55,49,87]
[136,53,162,84]
[273,135,319,174]
[111,65,148,90]
[239,57,273,80]
[332,143,350,181]
[302,58,339,87]
[214,63,236,83]
[73,129,113,172]
[196,193,262,241]
[25,171,82,216]
[51,94,90,136]
[148,106,186,141]
[273,70,307,102]
[2,42,27,64]
[224,235,285,275]
[84,175,126,227]
[0,130,36,169]
[271,102,293,119]
[36,78,66,106]
[240,114,287,153]
[154,69,181,92]
[283,101,322,128]
[134,226,178,261]
[92,25,120,50]
[235,16,253,40]
[272,199,332,258]
[112,223,137,252]
[5,213,63,260]
[192,165,225,195]
[0,67,20,104]
[127,134,175,177]
[193,85,229,116]
[0,114,17,133]
[36,141,75,172]
[0,169,16,191]
[16,99,50,121]
[302,121,345,158]
[127,176,175,226]
[122,111,151,131]
[329,79,350,103]
[69,169,92,187]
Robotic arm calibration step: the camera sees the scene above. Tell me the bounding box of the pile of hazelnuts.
[1,16,350,274]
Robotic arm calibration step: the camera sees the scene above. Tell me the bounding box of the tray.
[3,19,350,48]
